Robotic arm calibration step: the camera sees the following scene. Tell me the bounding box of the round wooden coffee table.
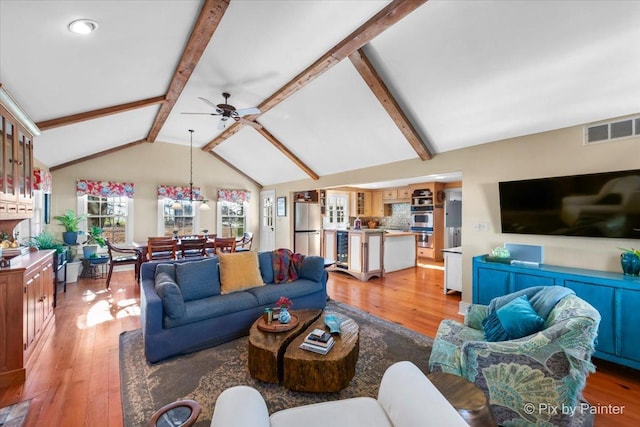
[248,309,323,383]
[282,313,359,392]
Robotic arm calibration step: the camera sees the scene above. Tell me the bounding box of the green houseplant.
[26,231,64,254]
[54,209,87,245]
[82,226,106,259]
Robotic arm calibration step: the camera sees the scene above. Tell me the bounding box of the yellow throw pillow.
[218,251,265,294]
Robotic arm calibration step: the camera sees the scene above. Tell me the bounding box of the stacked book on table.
[299,328,334,355]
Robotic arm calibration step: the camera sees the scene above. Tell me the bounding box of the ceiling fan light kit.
[181,92,260,130]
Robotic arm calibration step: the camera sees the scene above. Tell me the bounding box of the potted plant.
[82,226,106,259]
[275,296,293,324]
[26,231,68,282]
[618,247,640,276]
[54,209,87,245]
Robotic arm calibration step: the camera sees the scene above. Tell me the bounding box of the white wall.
[47,141,261,244]
[267,120,640,303]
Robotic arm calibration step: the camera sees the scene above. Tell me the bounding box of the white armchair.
[210,361,468,427]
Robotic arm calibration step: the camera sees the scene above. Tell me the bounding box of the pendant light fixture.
[171,129,210,210]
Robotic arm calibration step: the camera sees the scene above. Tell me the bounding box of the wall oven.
[411,211,433,228]
[414,230,433,248]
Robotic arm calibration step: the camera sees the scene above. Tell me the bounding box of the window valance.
[77,179,135,198]
[218,189,251,203]
[34,168,52,193]
[157,185,203,201]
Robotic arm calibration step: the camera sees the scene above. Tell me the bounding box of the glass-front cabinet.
[0,85,39,220]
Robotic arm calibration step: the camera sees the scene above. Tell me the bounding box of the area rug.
[119,300,433,426]
[0,400,30,427]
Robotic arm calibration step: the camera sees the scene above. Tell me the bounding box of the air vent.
[585,115,640,144]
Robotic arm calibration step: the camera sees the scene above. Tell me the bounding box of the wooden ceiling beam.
[49,139,150,171]
[36,96,166,131]
[201,0,428,152]
[207,151,263,189]
[254,124,319,180]
[349,48,432,160]
[146,0,230,142]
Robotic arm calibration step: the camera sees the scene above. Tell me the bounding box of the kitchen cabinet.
[348,230,383,281]
[443,247,462,293]
[0,85,38,220]
[0,250,55,387]
[383,232,416,273]
[397,187,411,200]
[472,255,640,370]
[350,191,371,216]
[382,189,397,200]
[370,191,384,217]
[326,230,383,281]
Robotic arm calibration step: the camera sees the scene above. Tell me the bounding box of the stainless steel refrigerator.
[294,202,322,256]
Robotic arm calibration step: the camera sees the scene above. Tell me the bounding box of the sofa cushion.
[299,256,324,282]
[164,291,259,329]
[175,257,221,301]
[246,279,324,306]
[155,263,176,281]
[258,251,274,284]
[482,294,544,341]
[155,272,185,319]
[219,251,264,294]
[270,397,392,427]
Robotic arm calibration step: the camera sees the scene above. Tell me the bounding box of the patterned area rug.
[0,400,30,427]
[119,300,433,427]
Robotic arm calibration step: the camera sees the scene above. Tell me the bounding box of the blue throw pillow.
[155,272,185,319]
[155,263,176,281]
[258,251,274,284]
[175,258,220,301]
[482,294,544,342]
[299,256,324,282]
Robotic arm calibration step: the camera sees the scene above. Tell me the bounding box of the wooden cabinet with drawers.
[0,250,55,387]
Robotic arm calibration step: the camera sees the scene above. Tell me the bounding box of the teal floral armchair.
[429,292,600,426]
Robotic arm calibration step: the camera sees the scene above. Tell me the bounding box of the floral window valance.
[34,168,52,193]
[77,180,135,198]
[157,185,203,201]
[218,189,251,203]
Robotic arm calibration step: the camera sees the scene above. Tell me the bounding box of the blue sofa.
[140,252,328,363]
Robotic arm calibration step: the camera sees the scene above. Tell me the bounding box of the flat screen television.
[499,169,640,238]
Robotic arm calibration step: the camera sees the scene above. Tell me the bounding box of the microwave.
[411,212,433,228]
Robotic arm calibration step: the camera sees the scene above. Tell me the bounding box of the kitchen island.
[442,246,462,294]
[323,229,416,281]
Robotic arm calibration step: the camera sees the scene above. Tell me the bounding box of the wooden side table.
[427,372,496,427]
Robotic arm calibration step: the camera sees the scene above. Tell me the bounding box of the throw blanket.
[272,248,305,284]
[488,285,575,319]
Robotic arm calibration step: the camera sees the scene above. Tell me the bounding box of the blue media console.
[473,255,640,370]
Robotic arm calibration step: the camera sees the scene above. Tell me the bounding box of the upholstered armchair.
[429,289,600,426]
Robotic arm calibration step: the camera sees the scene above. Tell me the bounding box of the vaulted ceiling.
[1,0,639,188]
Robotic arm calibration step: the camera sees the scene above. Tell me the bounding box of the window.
[158,198,198,236]
[86,195,129,243]
[76,180,135,244]
[326,193,349,228]
[217,200,246,238]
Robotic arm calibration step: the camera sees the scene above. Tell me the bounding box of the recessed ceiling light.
[68,19,98,35]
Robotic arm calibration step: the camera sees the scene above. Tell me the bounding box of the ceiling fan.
[181,92,261,130]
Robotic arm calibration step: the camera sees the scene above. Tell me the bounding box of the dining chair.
[180,237,208,258]
[147,238,178,261]
[213,237,237,254]
[105,239,142,289]
[235,232,254,252]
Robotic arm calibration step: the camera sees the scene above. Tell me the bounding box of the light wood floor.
[1,261,638,426]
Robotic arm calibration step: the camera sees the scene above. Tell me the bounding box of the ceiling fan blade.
[198,97,218,110]
[180,112,220,115]
[237,117,263,129]
[235,107,261,117]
